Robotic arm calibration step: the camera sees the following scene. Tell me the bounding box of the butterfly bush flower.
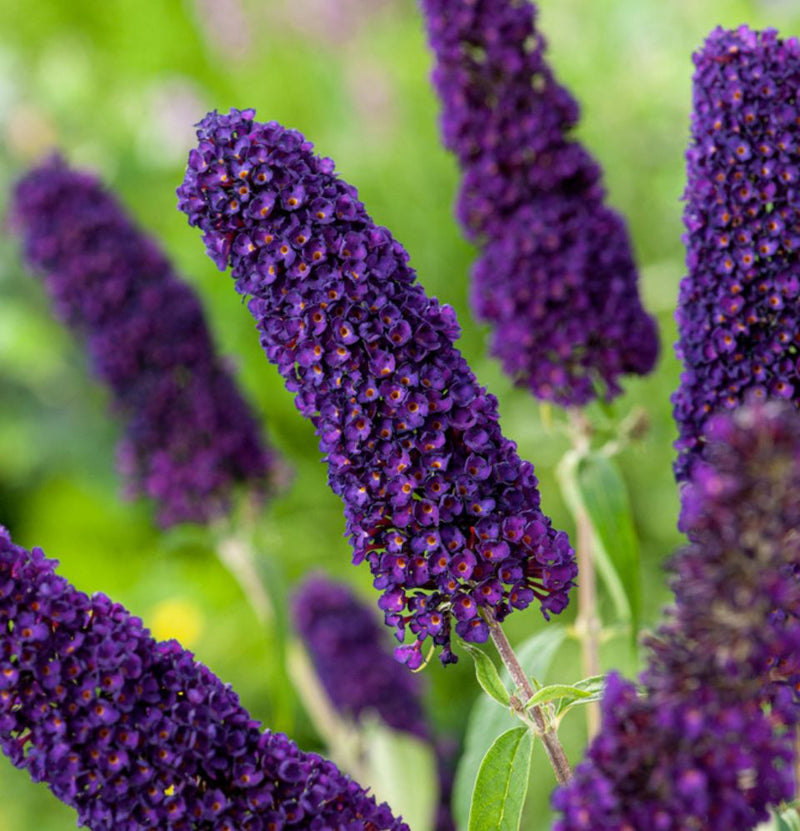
[177,108,576,667]
[553,402,800,830]
[11,158,277,527]
[673,26,800,480]
[0,526,407,830]
[420,0,659,406]
[292,575,456,831]
[292,575,430,739]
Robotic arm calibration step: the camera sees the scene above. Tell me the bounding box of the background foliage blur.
[0,0,798,828]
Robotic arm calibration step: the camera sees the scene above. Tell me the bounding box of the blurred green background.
[0,0,798,828]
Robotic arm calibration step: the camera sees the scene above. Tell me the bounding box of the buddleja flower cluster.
[11,158,276,527]
[421,0,659,405]
[292,575,430,739]
[673,26,800,480]
[0,526,407,830]
[177,108,577,667]
[292,575,455,831]
[553,402,800,830]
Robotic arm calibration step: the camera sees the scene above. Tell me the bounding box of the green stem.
[212,511,294,734]
[567,409,602,739]
[287,641,367,780]
[216,533,274,625]
[574,504,601,738]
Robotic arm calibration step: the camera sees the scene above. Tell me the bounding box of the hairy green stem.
[485,611,573,785]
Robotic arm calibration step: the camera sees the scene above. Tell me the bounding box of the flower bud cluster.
[674,26,800,480]
[0,527,407,830]
[12,159,275,527]
[292,575,456,831]
[292,575,430,739]
[177,108,577,666]
[553,402,800,829]
[421,0,659,405]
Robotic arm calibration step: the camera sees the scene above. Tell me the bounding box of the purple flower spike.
[0,526,408,831]
[178,108,577,665]
[671,401,800,701]
[292,575,430,740]
[11,158,277,527]
[553,402,800,830]
[292,575,456,831]
[420,0,659,406]
[553,671,795,831]
[673,26,800,480]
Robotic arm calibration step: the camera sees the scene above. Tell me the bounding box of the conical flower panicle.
[553,670,794,831]
[177,108,577,667]
[11,159,277,527]
[0,526,407,830]
[292,575,430,739]
[667,401,800,695]
[421,0,659,406]
[292,575,457,831]
[553,402,800,830]
[673,26,800,480]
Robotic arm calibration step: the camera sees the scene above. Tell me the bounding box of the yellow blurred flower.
[150,597,205,648]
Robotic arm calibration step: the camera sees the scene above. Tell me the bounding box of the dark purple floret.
[553,402,800,829]
[177,108,577,666]
[420,0,659,406]
[0,526,408,830]
[11,158,277,527]
[673,25,800,480]
[292,575,430,739]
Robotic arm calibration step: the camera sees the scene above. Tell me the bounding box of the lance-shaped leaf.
[553,674,606,719]
[523,675,606,722]
[468,726,534,831]
[463,642,512,706]
[775,808,800,831]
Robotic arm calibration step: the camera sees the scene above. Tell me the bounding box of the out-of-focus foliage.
[0,0,797,828]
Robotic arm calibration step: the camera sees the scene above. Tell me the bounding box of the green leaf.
[776,808,800,831]
[525,683,595,708]
[553,675,606,718]
[453,626,567,830]
[468,727,534,831]
[462,643,511,706]
[524,675,606,721]
[577,452,640,630]
[453,681,518,831]
[568,674,606,693]
[362,718,440,831]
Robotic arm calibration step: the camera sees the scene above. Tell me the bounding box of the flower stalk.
[484,609,573,786]
[567,410,602,738]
